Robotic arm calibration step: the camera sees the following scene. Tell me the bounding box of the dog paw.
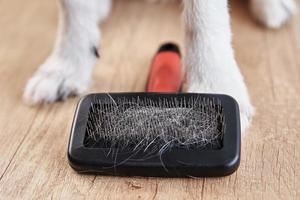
[184,67,255,135]
[23,57,90,104]
[251,0,297,28]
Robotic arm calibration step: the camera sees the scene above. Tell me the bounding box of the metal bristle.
[85,95,226,151]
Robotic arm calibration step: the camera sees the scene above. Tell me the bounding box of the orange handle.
[147,43,182,93]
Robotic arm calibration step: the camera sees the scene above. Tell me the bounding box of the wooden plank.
[0,0,57,177]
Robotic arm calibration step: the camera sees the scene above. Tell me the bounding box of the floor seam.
[0,108,40,181]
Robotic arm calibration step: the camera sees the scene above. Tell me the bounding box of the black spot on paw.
[92,46,100,59]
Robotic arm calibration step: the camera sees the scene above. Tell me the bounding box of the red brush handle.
[147,43,182,93]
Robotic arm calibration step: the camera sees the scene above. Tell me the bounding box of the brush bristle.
[84,95,225,152]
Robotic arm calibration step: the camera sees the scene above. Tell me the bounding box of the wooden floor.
[0,0,299,199]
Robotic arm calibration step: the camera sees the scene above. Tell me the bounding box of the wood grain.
[0,0,299,199]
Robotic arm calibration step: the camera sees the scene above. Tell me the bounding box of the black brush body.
[68,93,241,177]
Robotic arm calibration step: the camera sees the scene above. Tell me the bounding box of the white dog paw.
[251,0,297,28]
[185,68,255,135]
[24,57,90,104]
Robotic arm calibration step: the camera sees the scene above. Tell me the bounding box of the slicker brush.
[68,43,241,177]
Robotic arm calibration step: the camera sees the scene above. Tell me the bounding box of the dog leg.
[251,0,297,29]
[24,0,112,104]
[183,0,254,134]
